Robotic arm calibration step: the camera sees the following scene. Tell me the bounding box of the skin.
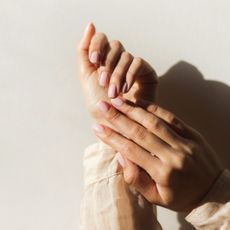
[77,23,158,194]
[93,98,224,212]
[77,22,158,125]
[78,23,224,213]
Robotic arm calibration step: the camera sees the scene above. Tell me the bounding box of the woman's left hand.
[77,23,158,123]
[92,97,223,212]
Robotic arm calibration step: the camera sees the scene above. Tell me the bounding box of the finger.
[77,23,96,73]
[92,124,161,179]
[98,40,125,87]
[124,57,157,92]
[108,51,133,98]
[137,99,194,139]
[116,153,160,203]
[96,100,170,161]
[88,32,108,65]
[111,97,186,149]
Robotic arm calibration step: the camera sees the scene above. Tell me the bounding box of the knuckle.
[105,57,114,69]
[183,140,197,155]
[148,103,159,114]
[122,143,134,155]
[145,116,158,130]
[124,104,135,116]
[134,57,144,66]
[97,32,107,40]
[107,110,121,123]
[174,153,191,171]
[112,68,122,78]
[151,118,161,131]
[91,34,107,49]
[132,126,147,140]
[110,40,122,49]
[166,112,177,125]
[121,51,133,62]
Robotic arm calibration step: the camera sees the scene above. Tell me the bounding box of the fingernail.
[99,72,108,87]
[96,101,110,112]
[90,51,100,64]
[92,124,104,133]
[108,83,117,98]
[111,97,123,107]
[116,153,126,167]
[122,82,128,93]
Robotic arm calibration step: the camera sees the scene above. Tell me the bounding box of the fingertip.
[84,22,95,37]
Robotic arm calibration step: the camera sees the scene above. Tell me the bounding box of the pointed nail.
[99,72,109,87]
[92,124,104,133]
[108,83,117,98]
[116,153,126,167]
[111,97,123,107]
[90,51,100,64]
[96,101,110,112]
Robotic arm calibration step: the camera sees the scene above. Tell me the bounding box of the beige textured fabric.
[80,142,230,230]
[79,141,161,230]
[185,169,230,230]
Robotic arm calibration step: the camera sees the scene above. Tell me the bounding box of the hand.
[77,23,158,123]
[92,97,224,212]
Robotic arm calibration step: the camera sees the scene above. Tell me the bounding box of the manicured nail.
[122,82,128,93]
[90,51,100,64]
[92,124,104,133]
[108,83,117,98]
[99,72,108,87]
[111,97,123,107]
[116,153,126,167]
[96,101,110,112]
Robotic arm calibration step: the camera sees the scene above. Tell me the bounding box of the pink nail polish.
[111,97,123,107]
[96,101,110,112]
[122,82,128,93]
[92,124,104,133]
[108,83,117,98]
[90,51,100,63]
[116,153,126,167]
[99,72,108,86]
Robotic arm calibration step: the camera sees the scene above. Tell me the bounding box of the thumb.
[116,153,159,204]
[77,22,96,74]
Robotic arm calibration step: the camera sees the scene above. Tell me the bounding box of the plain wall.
[0,0,230,229]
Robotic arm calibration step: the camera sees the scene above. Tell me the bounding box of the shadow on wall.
[158,61,230,230]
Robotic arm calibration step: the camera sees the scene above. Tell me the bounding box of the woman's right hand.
[93,98,224,213]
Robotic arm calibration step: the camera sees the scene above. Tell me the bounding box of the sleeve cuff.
[185,169,230,227]
[83,141,121,186]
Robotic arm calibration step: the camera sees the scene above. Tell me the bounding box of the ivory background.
[1,0,230,229]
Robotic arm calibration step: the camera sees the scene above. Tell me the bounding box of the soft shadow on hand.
[158,61,230,230]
